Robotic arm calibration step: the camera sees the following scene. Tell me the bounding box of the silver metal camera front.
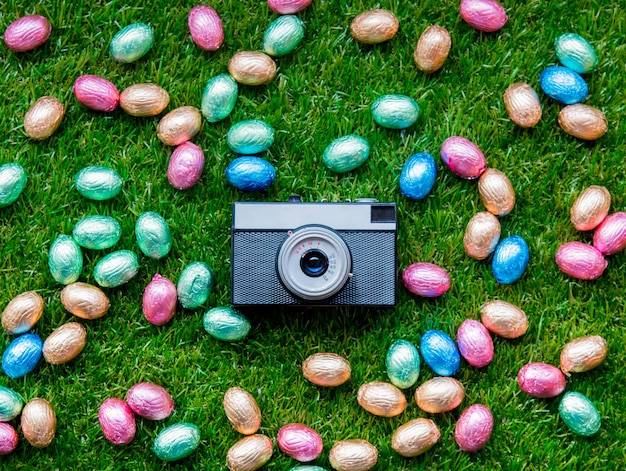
[277,226,352,301]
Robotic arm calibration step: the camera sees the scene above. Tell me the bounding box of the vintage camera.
[231,196,397,306]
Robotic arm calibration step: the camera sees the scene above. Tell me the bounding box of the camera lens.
[300,249,329,277]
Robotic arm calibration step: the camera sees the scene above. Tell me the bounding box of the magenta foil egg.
[517,362,567,398]
[4,14,52,52]
[268,0,313,14]
[457,319,494,368]
[455,404,494,453]
[0,422,18,455]
[593,212,626,255]
[126,382,174,420]
[188,5,224,51]
[168,142,205,190]
[402,262,450,298]
[98,398,136,446]
[73,75,119,112]
[555,241,607,280]
[460,0,508,33]
[142,274,177,326]
[440,136,486,179]
[277,423,323,462]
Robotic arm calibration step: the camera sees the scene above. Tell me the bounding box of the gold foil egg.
[60,282,110,320]
[21,398,56,448]
[558,104,608,140]
[392,418,440,457]
[478,168,516,216]
[226,434,273,471]
[223,387,262,435]
[357,381,407,417]
[570,185,610,231]
[329,439,378,471]
[414,25,451,73]
[302,352,351,387]
[157,106,202,146]
[503,83,542,128]
[560,335,608,377]
[350,9,399,45]
[227,52,277,86]
[480,300,528,339]
[120,83,170,117]
[42,322,87,365]
[23,96,65,140]
[2,290,44,335]
[463,212,501,260]
[415,377,465,413]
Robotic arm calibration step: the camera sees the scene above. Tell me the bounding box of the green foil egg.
[263,15,305,57]
[110,23,154,63]
[558,391,601,436]
[177,261,213,309]
[75,166,123,201]
[201,73,238,123]
[93,250,139,288]
[0,385,24,421]
[555,33,598,74]
[135,212,172,259]
[227,120,275,154]
[371,94,420,129]
[385,339,421,389]
[203,307,250,341]
[48,235,83,285]
[72,215,122,250]
[153,422,200,462]
[322,134,370,173]
[0,162,27,208]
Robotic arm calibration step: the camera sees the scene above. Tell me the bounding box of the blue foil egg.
[399,152,437,200]
[385,339,421,389]
[226,156,276,192]
[2,333,43,378]
[539,66,588,104]
[420,330,460,376]
[492,235,529,284]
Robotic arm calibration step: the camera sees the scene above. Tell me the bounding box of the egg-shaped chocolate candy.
[227,434,273,471]
[268,0,312,14]
[370,94,419,129]
[110,23,154,63]
[73,75,119,112]
[555,241,607,280]
[2,333,43,378]
[226,157,276,192]
[73,215,122,250]
[455,404,493,452]
[20,398,56,448]
[322,135,370,173]
[570,185,610,231]
[228,52,276,86]
[386,339,420,389]
[594,212,626,255]
[290,467,326,471]
[263,15,305,57]
[517,362,566,398]
[98,397,136,445]
[223,387,261,435]
[440,136,486,179]
[201,73,238,123]
[560,335,608,377]
[555,33,598,74]
[188,5,224,51]
[558,391,601,436]
[492,235,529,284]
[48,234,83,285]
[227,120,275,154]
[415,377,465,413]
[402,262,450,298]
[460,0,507,32]
[153,423,200,461]
[503,83,542,128]
[478,168,515,216]
[143,274,177,326]
[126,382,174,420]
[414,25,451,74]
[0,162,27,208]
[135,211,172,259]
[61,282,110,320]
[540,66,588,105]
[93,250,139,288]
[302,352,351,387]
[277,423,323,462]
[391,418,439,458]
[357,381,406,417]
[42,322,86,365]
[0,422,18,455]
[0,385,24,422]
[420,329,460,376]
[457,319,493,368]
[350,9,398,45]
[329,439,377,471]
[464,212,501,260]
[157,106,202,146]
[2,291,44,335]
[75,166,123,201]
[399,152,437,200]
[24,96,65,140]
[558,104,607,140]
[4,14,52,52]
[204,307,250,341]
[119,83,170,117]
[177,261,213,309]
[480,300,528,339]
[168,142,205,190]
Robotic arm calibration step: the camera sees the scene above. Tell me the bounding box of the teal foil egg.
[291,467,327,471]
[226,156,276,192]
[0,385,24,421]
[322,134,370,173]
[135,212,172,259]
[263,15,305,57]
[203,307,250,341]
[48,235,83,284]
[386,340,421,389]
[371,94,420,129]
[75,166,123,201]
[0,163,27,208]
[153,422,200,461]
[559,391,601,436]
[177,261,213,309]
[420,329,460,376]
[73,215,122,250]
[492,235,529,284]
[110,23,154,63]
[227,120,275,154]
[2,333,43,378]
[555,33,598,74]
[539,66,588,105]
[94,250,139,288]
[399,152,437,200]
[201,73,238,123]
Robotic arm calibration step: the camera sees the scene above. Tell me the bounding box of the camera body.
[231,196,397,306]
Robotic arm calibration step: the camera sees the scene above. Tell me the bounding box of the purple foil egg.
[4,14,52,52]
[143,274,177,326]
[455,404,494,453]
[457,319,494,368]
[277,423,323,462]
[593,212,626,255]
[168,142,205,190]
[126,382,174,420]
[0,422,18,455]
[402,262,450,298]
[440,137,486,179]
[268,0,313,14]
[460,0,508,33]
[98,398,136,446]
[73,75,119,112]
[188,5,224,51]
[555,241,607,280]
[517,362,567,398]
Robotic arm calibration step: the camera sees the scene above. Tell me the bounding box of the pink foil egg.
[4,15,52,52]
[457,319,494,368]
[402,262,450,298]
[555,241,607,280]
[126,382,174,420]
[73,75,119,112]
[277,423,323,462]
[142,274,177,326]
[440,136,486,179]
[0,422,18,455]
[98,398,136,445]
[593,212,626,255]
[517,362,566,398]
[268,0,313,14]
[455,404,494,452]
[188,5,224,51]
[168,142,205,190]
[460,0,508,33]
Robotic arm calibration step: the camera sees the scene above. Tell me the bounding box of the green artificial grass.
[1,0,625,469]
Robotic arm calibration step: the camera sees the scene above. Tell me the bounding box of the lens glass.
[300,249,328,277]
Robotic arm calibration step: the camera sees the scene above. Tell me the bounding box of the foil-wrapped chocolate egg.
[350,9,399,45]
[168,142,205,190]
[420,329,460,376]
[98,397,136,445]
[227,120,275,154]
[75,166,123,201]
[357,381,406,417]
[555,33,598,74]
[555,241,607,280]
[2,290,44,335]
[0,162,27,208]
[402,262,450,297]
[2,333,43,378]
[385,339,420,389]
[21,398,56,448]
[73,215,122,250]
[464,212,501,260]
[290,467,326,471]
[460,0,507,32]
[323,135,370,173]
[268,0,312,14]
[277,423,323,462]
[517,362,566,398]
[329,439,377,471]
[177,261,213,309]
[455,404,493,452]
[0,385,24,421]
[4,14,52,52]
[227,434,273,471]
[126,382,174,420]
[73,75,119,112]
[119,83,170,117]
[457,319,493,368]
[492,235,529,284]
[135,211,172,259]
[226,156,276,192]
[0,422,18,455]
[24,96,65,140]
[480,300,528,339]
[370,94,420,129]
[228,52,277,86]
[188,5,224,51]
[415,377,465,413]
[539,66,588,105]
[440,136,486,179]
[109,23,154,63]
[414,25,451,74]
[201,74,238,123]
[391,418,439,457]
[223,387,262,435]
[42,321,86,365]
[203,307,250,341]
[478,168,515,216]
[560,335,608,377]
[93,250,139,288]
[503,82,542,128]
[48,234,83,285]
[157,106,202,146]
[399,152,437,200]
[558,392,601,436]
[558,104,608,140]
[153,422,200,461]
[594,212,626,255]
[263,15,305,57]
[302,352,351,387]
[60,282,109,320]
[570,185,610,231]
[143,274,177,326]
